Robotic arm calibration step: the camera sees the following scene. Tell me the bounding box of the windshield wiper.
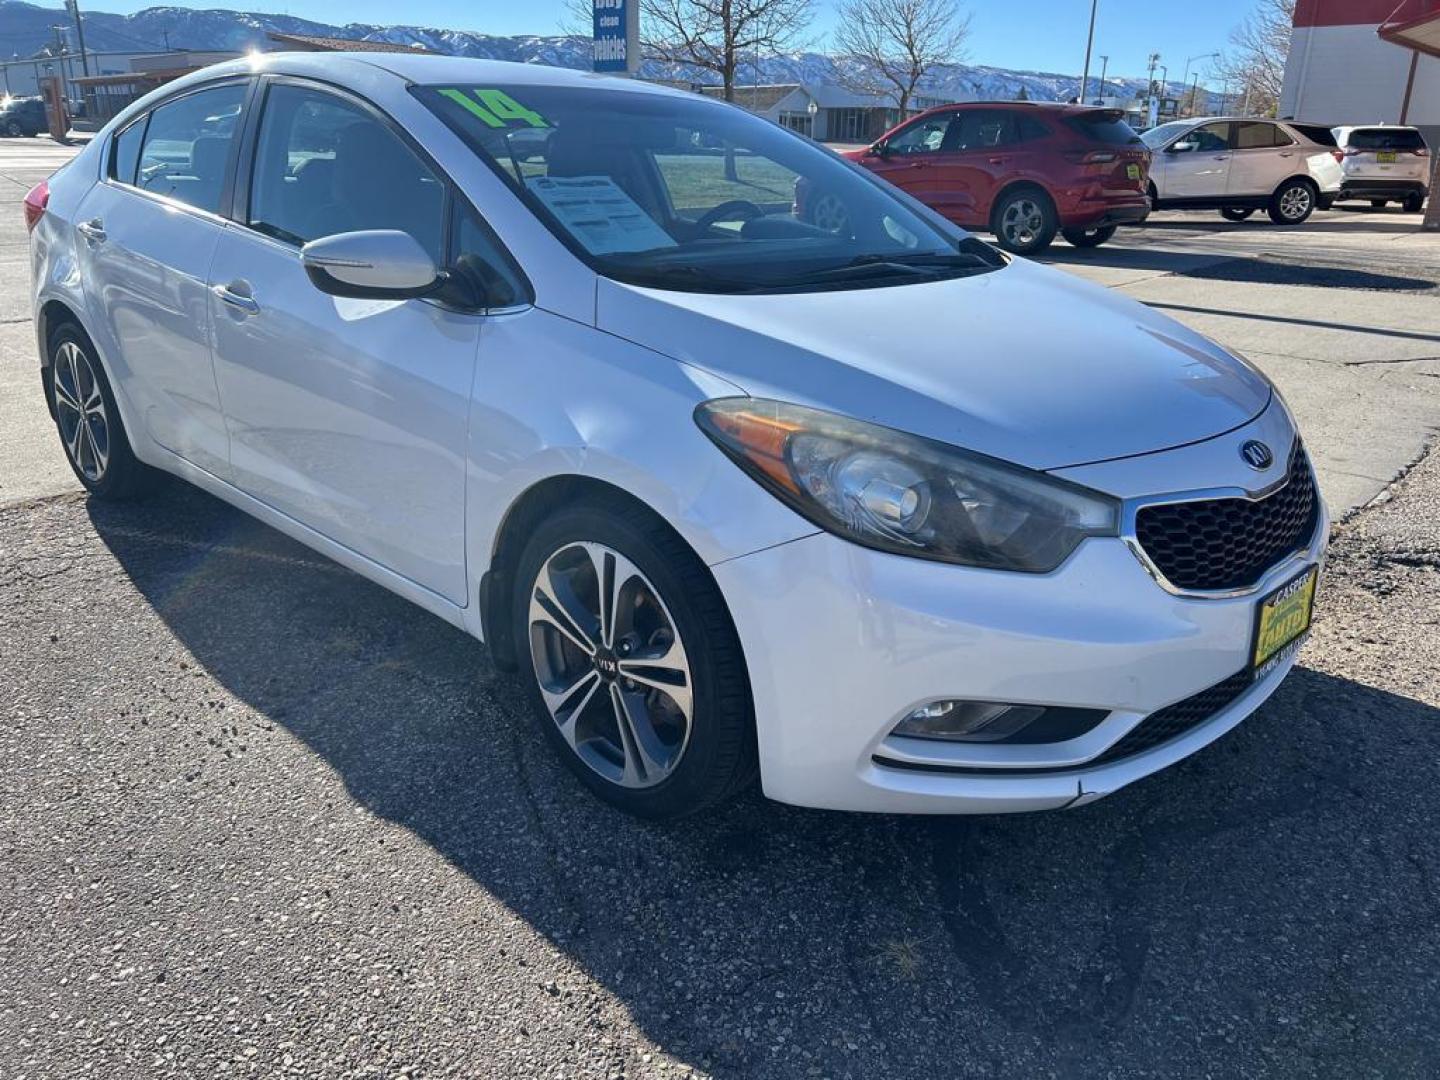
[772,249,998,288]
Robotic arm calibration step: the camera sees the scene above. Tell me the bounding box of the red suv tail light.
[1330,149,1346,164]
[23,179,48,233]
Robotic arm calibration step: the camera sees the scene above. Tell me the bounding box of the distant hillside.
[0,0,1153,104]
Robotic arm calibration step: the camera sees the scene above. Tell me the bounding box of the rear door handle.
[907,161,929,169]
[988,156,1007,165]
[211,281,259,315]
[76,218,106,243]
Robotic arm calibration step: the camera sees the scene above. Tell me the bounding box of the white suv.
[1333,125,1430,212]
[1141,118,1343,224]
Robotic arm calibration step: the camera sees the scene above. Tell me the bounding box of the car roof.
[181,51,688,98]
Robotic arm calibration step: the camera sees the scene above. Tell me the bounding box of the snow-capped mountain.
[0,0,1153,104]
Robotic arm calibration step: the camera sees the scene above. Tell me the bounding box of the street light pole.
[1079,0,1098,105]
[64,0,89,77]
[1096,54,1109,104]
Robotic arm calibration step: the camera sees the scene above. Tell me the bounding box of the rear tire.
[1220,207,1255,222]
[1370,199,1389,208]
[512,497,757,820]
[1403,192,1425,213]
[46,322,159,501]
[1267,178,1316,225]
[1060,224,1116,248]
[991,187,1058,255]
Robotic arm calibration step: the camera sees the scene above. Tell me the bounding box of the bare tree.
[833,0,970,117]
[1215,0,1295,116]
[642,0,816,101]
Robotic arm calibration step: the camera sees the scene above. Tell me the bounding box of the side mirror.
[870,141,889,158]
[1168,139,1197,154]
[301,230,443,300]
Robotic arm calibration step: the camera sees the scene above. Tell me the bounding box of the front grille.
[1088,669,1252,767]
[1135,443,1318,592]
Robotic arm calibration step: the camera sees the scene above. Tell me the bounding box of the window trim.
[100,75,257,224]
[232,74,532,313]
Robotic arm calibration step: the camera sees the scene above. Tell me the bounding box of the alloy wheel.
[527,541,693,789]
[1001,198,1045,247]
[1279,185,1312,221]
[52,340,110,483]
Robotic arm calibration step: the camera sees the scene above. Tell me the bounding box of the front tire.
[1268,179,1316,225]
[991,187,1058,254]
[1220,207,1255,222]
[1061,224,1116,248]
[47,322,158,500]
[512,498,757,819]
[1403,192,1425,213]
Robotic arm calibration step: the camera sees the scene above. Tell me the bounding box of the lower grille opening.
[873,668,1255,776]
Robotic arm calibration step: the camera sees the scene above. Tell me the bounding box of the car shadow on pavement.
[87,483,1440,1078]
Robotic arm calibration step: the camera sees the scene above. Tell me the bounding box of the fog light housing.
[892,700,1110,744]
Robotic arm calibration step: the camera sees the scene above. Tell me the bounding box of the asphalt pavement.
[2,138,1440,1078]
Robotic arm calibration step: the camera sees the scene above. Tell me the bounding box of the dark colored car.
[0,96,49,138]
[817,102,1150,254]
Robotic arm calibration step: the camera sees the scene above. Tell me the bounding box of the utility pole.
[1078,0,1099,105]
[1180,51,1217,115]
[1145,52,1160,128]
[1188,73,1201,117]
[63,0,90,77]
[1095,55,1109,103]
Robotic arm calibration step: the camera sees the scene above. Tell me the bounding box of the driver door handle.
[211,281,259,315]
[907,161,929,169]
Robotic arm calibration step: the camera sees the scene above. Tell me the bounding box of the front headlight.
[695,398,1119,572]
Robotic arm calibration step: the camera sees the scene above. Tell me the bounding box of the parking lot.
[3,137,1440,1078]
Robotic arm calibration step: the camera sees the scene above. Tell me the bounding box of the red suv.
[828,102,1150,255]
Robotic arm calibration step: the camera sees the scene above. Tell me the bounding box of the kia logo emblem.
[1240,440,1274,470]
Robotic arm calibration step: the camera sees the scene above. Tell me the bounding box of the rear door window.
[1233,122,1292,149]
[1346,128,1426,152]
[110,117,146,185]
[134,83,247,213]
[954,110,1016,150]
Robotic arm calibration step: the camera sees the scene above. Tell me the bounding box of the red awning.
[1378,0,1440,57]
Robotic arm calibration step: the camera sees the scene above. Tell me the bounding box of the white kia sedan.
[28,54,1328,818]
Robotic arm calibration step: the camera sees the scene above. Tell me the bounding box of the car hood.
[594,257,1271,471]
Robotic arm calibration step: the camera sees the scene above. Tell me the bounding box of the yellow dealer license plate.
[1377,151,1397,163]
[1251,566,1318,677]
[1126,163,1141,180]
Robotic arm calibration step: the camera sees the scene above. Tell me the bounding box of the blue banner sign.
[593,0,637,73]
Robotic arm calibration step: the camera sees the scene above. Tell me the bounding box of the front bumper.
[713,406,1329,814]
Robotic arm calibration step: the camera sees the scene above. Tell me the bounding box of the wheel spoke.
[65,411,84,462]
[544,670,602,749]
[617,637,692,720]
[610,683,668,786]
[53,373,80,414]
[87,416,108,473]
[531,557,600,656]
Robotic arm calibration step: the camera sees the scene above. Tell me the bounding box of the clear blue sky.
[89,0,1258,82]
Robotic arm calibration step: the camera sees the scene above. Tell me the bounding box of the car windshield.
[1140,121,1192,149]
[415,83,1002,294]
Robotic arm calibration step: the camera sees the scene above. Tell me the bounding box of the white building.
[1280,0,1440,145]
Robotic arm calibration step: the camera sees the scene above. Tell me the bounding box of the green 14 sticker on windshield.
[440,88,549,129]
